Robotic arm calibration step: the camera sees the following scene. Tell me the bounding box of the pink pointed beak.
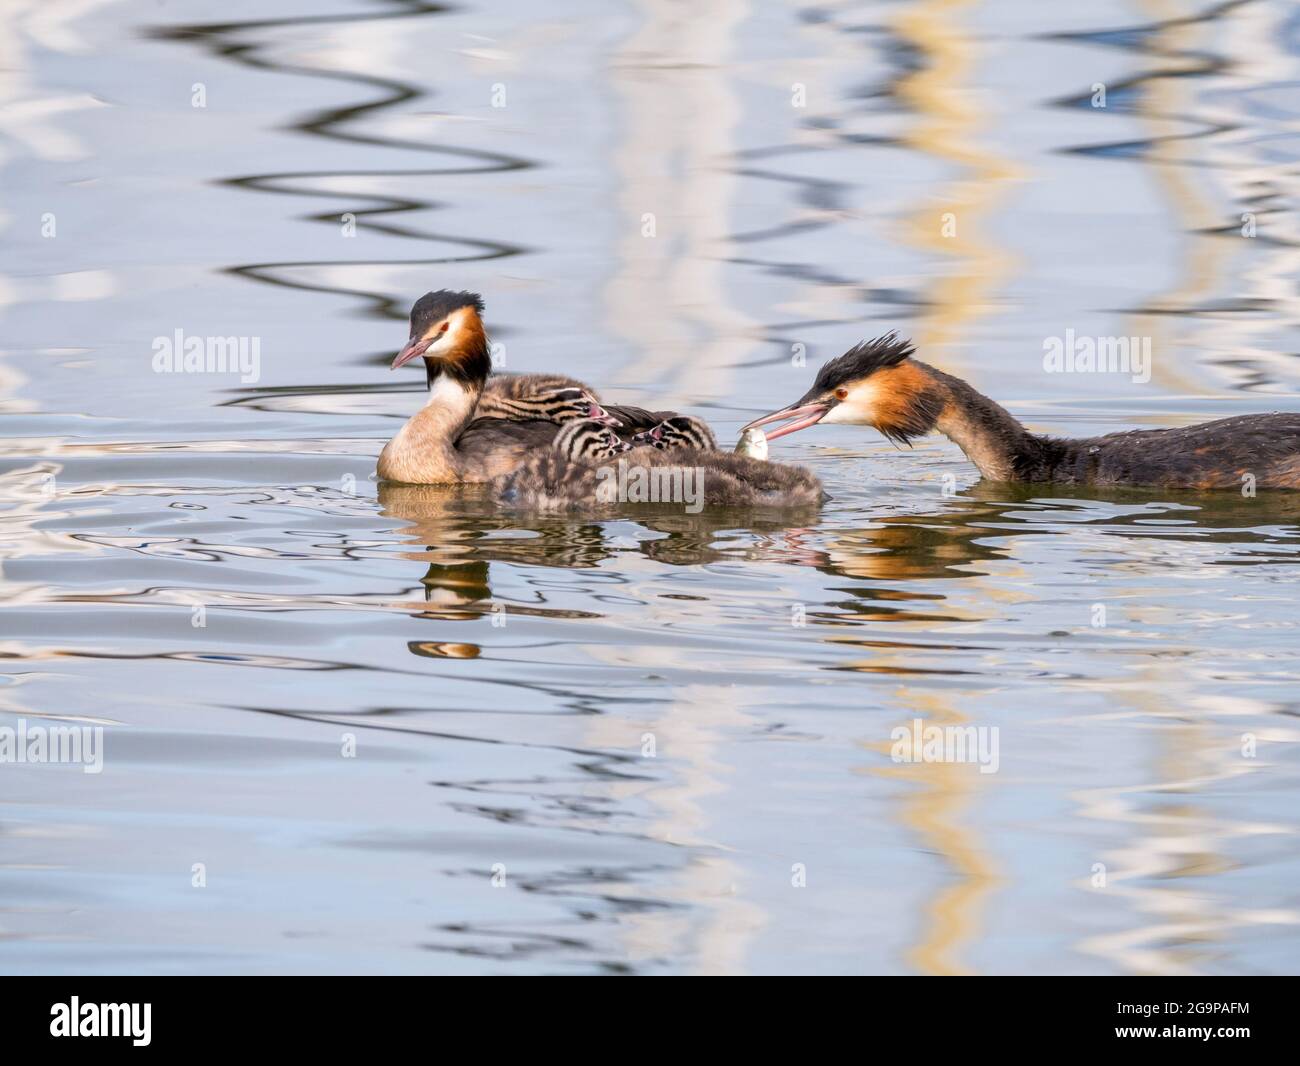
[392,335,433,369]
[588,402,622,427]
[742,401,830,442]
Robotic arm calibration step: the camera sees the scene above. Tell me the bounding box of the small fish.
[734,427,769,460]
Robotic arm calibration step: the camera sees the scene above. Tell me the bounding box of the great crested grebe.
[745,333,1300,490]
[378,290,666,484]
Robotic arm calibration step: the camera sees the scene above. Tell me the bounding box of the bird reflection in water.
[379,480,828,588]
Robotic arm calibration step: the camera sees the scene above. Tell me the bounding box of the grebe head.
[554,419,632,462]
[540,386,622,427]
[392,290,487,370]
[631,415,717,451]
[743,333,940,445]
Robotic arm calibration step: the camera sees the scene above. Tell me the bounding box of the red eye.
[835,388,848,400]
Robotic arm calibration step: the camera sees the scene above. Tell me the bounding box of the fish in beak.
[733,426,769,460]
[741,397,831,441]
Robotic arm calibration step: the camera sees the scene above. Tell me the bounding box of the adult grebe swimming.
[745,334,1300,490]
[378,290,666,484]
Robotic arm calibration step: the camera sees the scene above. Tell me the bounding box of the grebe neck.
[922,365,1063,482]
[377,328,493,483]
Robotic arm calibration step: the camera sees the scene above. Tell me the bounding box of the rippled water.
[3,0,1299,975]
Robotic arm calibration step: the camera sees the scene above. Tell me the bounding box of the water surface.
[2,0,1299,975]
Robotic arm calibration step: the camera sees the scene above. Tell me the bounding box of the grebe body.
[378,291,666,484]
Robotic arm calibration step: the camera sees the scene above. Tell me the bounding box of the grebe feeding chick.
[746,334,1300,490]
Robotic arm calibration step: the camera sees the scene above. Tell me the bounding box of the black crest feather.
[813,332,916,392]
[409,290,485,333]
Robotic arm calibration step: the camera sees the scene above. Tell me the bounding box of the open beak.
[588,403,622,427]
[392,335,433,370]
[742,401,830,442]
